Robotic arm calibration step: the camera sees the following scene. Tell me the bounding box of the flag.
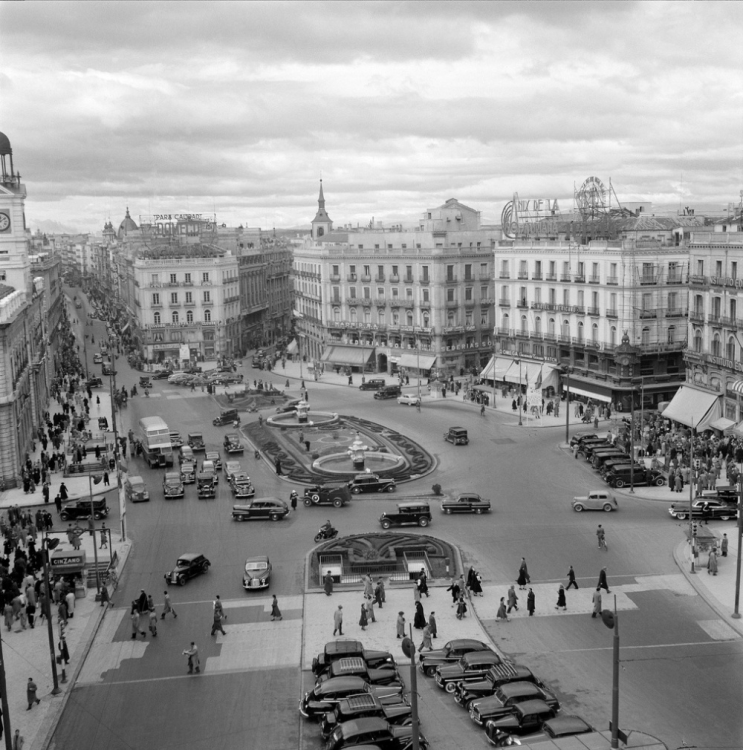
[534,368,543,391]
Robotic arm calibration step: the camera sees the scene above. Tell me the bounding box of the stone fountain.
[347,431,369,470]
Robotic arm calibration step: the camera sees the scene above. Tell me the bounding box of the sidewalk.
[2,530,130,750]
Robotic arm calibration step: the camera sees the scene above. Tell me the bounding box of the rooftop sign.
[501,194,561,239]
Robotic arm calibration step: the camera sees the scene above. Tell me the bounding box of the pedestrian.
[721,533,729,557]
[12,730,23,750]
[161,591,177,619]
[26,678,41,710]
[363,574,374,599]
[413,582,421,604]
[274,457,282,476]
[58,636,70,665]
[447,578,460,606]
[131,607,146,639]
[148,609,158,637]
[597,567,610,593]
[496,597,509,622]
[506,584,519,613]
[290,492,297,512]
[456,595,467,620]
[213,595,226,622]
[54,494,62,515]
[359,602,368,631]
[417,569,429,597]
[396,611,406,638]
[65,589,75,619]
[100,523,108,549]
[270,595,282,621]
[428,610,437,638]
[414,600,426,628]
[333,605,343,636]
[707,549,718,576]
[471,571,483,597]
[527,588,535,616]
[555,584,567,611]
[374,579,385,609]
[566,565,579,590]
[418,623,433,652]
[517,557,530,589]
[324,570,334,596]
[183,642,200,674]
[364,595,375,623]
[59,483,68,501]
[210,608,226,636]
[592,588,602,618]
[136,589,148,613]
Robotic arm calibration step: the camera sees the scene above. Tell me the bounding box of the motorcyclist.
[321,519,335,538]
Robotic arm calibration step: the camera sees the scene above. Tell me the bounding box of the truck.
[137,416,174,469]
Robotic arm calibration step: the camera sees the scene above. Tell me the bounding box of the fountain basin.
[267,411,340,428]
[313,451,405,475]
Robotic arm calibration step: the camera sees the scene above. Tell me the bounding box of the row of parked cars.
[570,432,664,488]
[418,638,595,746]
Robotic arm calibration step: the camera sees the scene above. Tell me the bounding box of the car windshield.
[191,434,202,440]
[176,558,193,567]
[165,478,180,486]
[245,561,268,571]
[131,482,145,491]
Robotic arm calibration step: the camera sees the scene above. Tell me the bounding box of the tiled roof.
[0,283,17,301]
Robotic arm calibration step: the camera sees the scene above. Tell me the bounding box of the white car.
[93,353,103,364]
[572,490,618,512]
[397,393,421,406]
[224,461,242,482]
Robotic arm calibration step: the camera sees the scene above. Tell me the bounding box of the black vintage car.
[419,639,493,677]
[60,498,109,521]
[188,432,205,451]
[164,553,210,586]
[232,497,289,521]
[312,641,396,677]
[316,657,401,688]
[606,466,664,488]
[299,677,405,720]
[443,426,468,445]
[196,473,216,499]
[454,665,544,709]
[139,376,152,389]
[569,431,598,447]
[435,652,515,693]
[304,483,352,508]
[320,693,412,740]
[468,681,559,726]
[484,699,558,741]
[348,473,396,494]
[669,499,738,521]
[379,502,431,529]
[213,408,239,427]
[223,433,243,453]
[440,493,491,515]
[325,717,428,750]
[86,376,103,388]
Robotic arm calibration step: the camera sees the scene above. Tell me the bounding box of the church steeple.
[311,179,333,240]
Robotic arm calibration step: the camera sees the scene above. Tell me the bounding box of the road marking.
[530,638,740,655]
[697,619,740,640]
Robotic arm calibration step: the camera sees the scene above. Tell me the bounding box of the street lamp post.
[689,421,697,574]
[0,629,13,750]
[564,366,571,445]
[41,535,62,696]
[515,358,523,426]
[108,354,126,543]
[88,473,103,596]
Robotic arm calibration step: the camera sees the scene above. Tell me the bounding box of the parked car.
[700,486,739,504]
[348,473,396,494]
[441,493,491,515]
[443,426,469,445]
[124,476,149,503]
[468,681,559,726]
[164,553,211,585]
[152,369,172,380]
[599,459,645,478]
[380,502,431,529]
[324,717,428,750]
[232,497,289,522]
[243,555,272,590]
[435,652,512,693]
[483,700,558,741]
[606,466,664,488]
[299,677,404,721]
[205,450,223,471]
[319,693,412,740]
[162,471,185,499]
[359,379,386,391]
[224,460,242,482]
[312,640,397,677]
[93,353,103,364]
[397,393,421,406]
[213,408,239,427]
[303,483,352,508]
[187,432,205,451]
[569,431,597,447]
[179,445,195,464]
[454,665,545,709]
[572,490,618,513]
[180,461,196,484]
[169,431,183,449]
[316,657,402,687]
[591,449,629,470]
[196,473,216,499]
[499,714,595,744]
[60,498,110,521]
[86,376,103,388]
[577,439,611,459]
[230,473,255,498]
[419,639,493,677]
[374,385,402,400]
[223,433,243,453]
[669,499,738,521]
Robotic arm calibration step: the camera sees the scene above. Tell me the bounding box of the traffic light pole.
[689,422,696,574]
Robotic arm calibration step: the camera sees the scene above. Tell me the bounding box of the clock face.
[620,356,630,366]
[0,213,10,232]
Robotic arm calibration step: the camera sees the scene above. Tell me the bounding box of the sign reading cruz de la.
[501,194,561,239]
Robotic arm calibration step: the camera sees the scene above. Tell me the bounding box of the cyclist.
[597,525,607,550]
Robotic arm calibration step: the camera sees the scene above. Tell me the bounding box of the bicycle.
[598,535,608,551]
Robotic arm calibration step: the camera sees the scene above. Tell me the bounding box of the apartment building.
[488,238,689,410]
[293,189,499,377]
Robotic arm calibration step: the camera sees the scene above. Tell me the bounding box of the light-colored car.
[243,555,272,590]
[397,393,421,406]
[200,459,219,483]
[93,353,103,364]
[572,490,618,513]
[179,445,195,464]
[225,461,242,482]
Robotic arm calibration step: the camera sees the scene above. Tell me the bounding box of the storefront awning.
[662,385,720,431]
[563,377,613,403]
[709,417,736,432]
[569,385,612,403]
[398,352,436,370]
[320,345,375,367]
[479,356,514,381]
[504,361,542,385]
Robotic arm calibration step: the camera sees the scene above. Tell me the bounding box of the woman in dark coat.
[359,603,368,631]
[555,584,567,611]
[456,595,468,620]
[323,571,334,596]
[447,580,460,605]
[413,601,426,629]
[470,572,483,597]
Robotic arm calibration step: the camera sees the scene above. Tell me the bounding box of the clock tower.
[0,132,31,293]
[311,180,333,240]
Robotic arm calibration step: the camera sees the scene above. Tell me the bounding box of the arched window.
[641,327,650,346]
[562,320,570,338]
[502,313,509,330]
[172,311,179,324]
[154,312,161,325]
[548,317,555,334]
[378,309,385,324]
[204,309,211,322]
[406,311,413,326]
[712,333,721,356]
[186,310,193,323]
[694,328,702,352]
[393,312,400,326]
[365,309,372,323]
[521,315,527,333]
[534,316,542,334]
[422,311,430,327]
[727,336,735,360]
[447,311,454,326]
[333,307,340,321]
[592,323,598,342]
[610,326,616,346]
[710,376,721,392]
[577,321,584,342]
[667,325,675,344]
[349,307,357,321]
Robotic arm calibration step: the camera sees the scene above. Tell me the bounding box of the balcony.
[480,298,495,306]
[689,310,704,323]
[499,272,510,279]
[478,272,491,280]
[546,273,557,281]
[445,299,459,308]
[184,301,196,307]
[708,314,722,326]
[665,308,687,318]
[559,334,571,343]
[689,275,708,287]
[418,276,430,285]
[374,298,387,307]
[640,275,658,285]
[496,327,512,337]
[464,298,476,307]
[499,298,511,307]
[666,274,684,285]
[720,315,736,327]
[347,274,357,282]
[346,297,360,306]
[589,275,601,284]
[375,275,385,282]
[403,276,414,284]
[516,299,529,309]
[532,301,556,311]
[517,272,529,279]
[360,274,371,282]
[543,332,556,341]
[360,298,373,307]
[606,276,619,285]
[445,275,458,283]
[639,310,657,319]
[606,309,618,318]
[532,273,543,280]
[390,275,400,283]
[168,301,181,308]
[587,306,600,316]
[330,274,341,282]
[573,275,585,283]
[560,274,572,282]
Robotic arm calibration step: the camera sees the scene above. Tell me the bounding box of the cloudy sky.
[1,1,741,233]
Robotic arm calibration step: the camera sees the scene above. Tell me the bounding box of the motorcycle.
[314,526,339,543]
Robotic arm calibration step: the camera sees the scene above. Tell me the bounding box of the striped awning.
[729,380,743,395]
